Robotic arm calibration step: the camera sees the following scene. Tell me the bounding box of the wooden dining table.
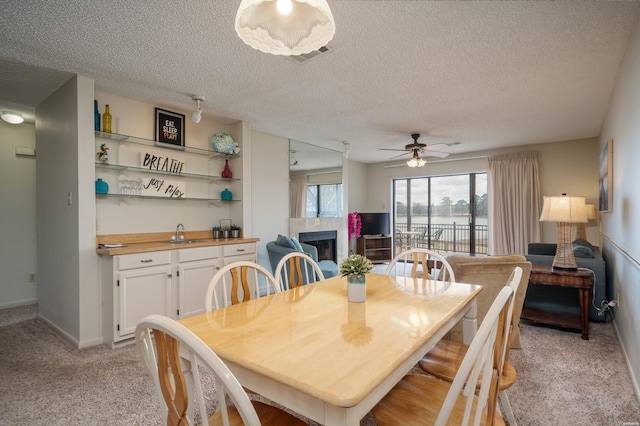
[179,273,482,426]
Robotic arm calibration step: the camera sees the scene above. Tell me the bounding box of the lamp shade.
[539,196,587,223]
[585,203,597,220]
[235,0,335,56]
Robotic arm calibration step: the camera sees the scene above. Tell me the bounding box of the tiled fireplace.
[298,230,337,263]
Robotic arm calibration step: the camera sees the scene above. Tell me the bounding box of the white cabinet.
[176,246,221,319]
[100,241,256,346]
[103,251,173,344]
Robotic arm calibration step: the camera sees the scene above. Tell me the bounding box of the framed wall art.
[155,108,185,147]
[599,139,613,212]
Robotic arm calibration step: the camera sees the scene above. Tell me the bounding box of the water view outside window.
[307,184,343,217]
[393,173,488,255]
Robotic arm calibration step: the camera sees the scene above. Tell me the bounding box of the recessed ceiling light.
[1,112,24,124]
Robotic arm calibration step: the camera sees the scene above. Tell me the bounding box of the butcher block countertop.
[96,230,258,256]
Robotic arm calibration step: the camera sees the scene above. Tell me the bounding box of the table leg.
[578,287,590,340]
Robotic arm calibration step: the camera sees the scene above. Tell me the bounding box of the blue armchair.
[266,238,338,282]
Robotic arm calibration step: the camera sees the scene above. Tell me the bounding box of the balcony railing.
[394,222,489,255]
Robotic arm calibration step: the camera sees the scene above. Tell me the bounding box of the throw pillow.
[290,236,304,252]
[572,238,594,258]
[276,234,297,250]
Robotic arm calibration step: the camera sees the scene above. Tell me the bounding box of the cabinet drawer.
[177,246,219,262]
[116,251,172,270]
[223,243,256,257]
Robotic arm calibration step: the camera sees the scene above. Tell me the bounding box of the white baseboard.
[0,298,37,310]
[613,320,640,406]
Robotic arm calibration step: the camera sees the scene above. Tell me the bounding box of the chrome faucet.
[175,223,185,241]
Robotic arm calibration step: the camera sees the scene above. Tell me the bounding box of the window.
[306,184,343,218]
[393,173,487,255]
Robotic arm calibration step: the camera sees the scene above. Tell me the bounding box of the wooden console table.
[521,264,593,340]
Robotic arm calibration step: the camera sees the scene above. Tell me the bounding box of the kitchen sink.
[168,240,202,244]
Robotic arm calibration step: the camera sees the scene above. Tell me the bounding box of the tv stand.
[357,235,392,264]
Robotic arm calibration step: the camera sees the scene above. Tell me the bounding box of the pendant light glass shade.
[235,0,336,56]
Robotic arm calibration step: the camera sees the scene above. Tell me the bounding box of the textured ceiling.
[0,1,638,164]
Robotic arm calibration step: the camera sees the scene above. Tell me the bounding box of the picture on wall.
[599,139,613,212]
[155,108,185,147]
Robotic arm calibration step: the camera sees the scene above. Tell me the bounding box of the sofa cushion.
[276,234,297,250]
[290,236,304,252]
[572,238,594,258]
[445,254,532,349]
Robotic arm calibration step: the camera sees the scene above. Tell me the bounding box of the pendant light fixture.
[235,0,335,56]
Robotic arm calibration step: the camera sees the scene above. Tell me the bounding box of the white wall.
[0,121,37,308]
[365,138,600,248]
[598,16,640,395]
[250,130,290,272]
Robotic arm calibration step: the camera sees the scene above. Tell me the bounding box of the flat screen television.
[359,212,390,236]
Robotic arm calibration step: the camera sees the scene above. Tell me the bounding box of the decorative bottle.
[94,100,101,131]
[221,188,232,201]
[103,104,112,133]
[221,159,233,178]
[95,178,109,194]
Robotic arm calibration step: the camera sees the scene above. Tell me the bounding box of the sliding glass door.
[393,173,487,255]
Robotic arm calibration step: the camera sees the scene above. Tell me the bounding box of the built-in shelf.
[96,193,241,202]
[95,131,240,158]
[95,162,240,181]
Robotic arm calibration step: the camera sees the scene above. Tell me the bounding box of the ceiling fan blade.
[425,150,450,158]
[379,148,409,152]
[388,151,411,160]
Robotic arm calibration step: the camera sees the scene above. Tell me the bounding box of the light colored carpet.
[0,304,638,425]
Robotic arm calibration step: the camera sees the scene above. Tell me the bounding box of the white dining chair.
[274,251,325,290]
[385,248,456,282]
[419,266,523,425]
[372,286,514,426]
[135,314,306,426]
[205,261,282,312]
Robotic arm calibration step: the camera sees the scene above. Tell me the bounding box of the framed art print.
[599,139,613,212]
[155,108,185,147]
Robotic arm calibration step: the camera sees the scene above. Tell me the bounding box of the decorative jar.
[95,178,108,194]
[347,274,366,303]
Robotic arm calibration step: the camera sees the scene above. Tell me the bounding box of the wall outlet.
[28,273,36,282]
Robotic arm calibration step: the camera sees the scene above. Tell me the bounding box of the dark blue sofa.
[524,242,610,322]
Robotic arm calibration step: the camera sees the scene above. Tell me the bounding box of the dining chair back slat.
[206,261,281,312]
[385,248,456,283]
[274,252,325,290]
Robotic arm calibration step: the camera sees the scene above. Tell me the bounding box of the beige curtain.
[487,151,541,255]
[289,175,307,218]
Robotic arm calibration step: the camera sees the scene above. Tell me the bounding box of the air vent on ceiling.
[288,45,332,63]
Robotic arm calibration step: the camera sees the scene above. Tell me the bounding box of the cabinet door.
[177,258,221,319]
[117,264,172,339]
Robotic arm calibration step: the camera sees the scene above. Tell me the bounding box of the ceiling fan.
[379,133,451,168]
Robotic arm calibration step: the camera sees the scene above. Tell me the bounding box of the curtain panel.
[289,174,307,218]
[487,151,541,255]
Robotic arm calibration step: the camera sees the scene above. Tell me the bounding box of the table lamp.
[539,195,587,270]
[575,203,597,241]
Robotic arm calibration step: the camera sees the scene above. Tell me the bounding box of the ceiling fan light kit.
[235,0,335,56]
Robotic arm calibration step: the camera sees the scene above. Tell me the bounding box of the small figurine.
[96,143,109,162]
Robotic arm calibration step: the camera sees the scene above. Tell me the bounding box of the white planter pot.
[347,275,366,303]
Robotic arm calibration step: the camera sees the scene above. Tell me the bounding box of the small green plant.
[212,226,221,231]
[220,225,231,231]
[230,224,241,230]
[339,254,374,277]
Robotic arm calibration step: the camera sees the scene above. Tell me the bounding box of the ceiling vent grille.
[288,45,332,63]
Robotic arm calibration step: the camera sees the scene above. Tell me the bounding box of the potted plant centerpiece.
[340,254,374,303]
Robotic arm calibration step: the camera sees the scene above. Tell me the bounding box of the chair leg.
[499,389,517,426]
